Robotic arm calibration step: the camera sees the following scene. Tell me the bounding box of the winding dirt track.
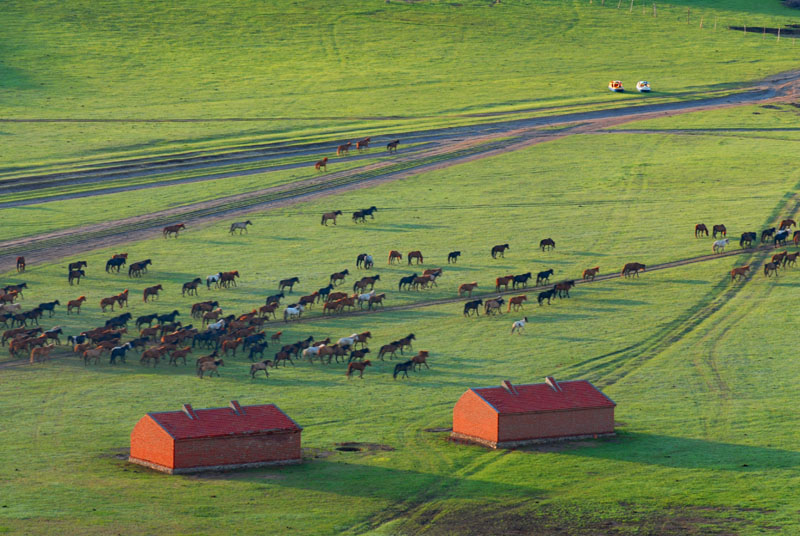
[1,71,798,270]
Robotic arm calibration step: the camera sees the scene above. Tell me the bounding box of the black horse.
[447,251,461,264]
[774,229,790,246]
[248,342,269,362]
[398,273,418,291]
[540,238,556,251]
[266,291,284,305]
[157,310,180,324]
[68,261,87,272]
[37,300,60,317]
[739,232,757,248]
[356,253,373,269]
[463,299,483,316]
[279,277,300,293]
[512,272,532,289]
[135,313,159,329]
[761,227,776,243]
[538,288,557,306]
[109,342,133,365]
[491,244,509,259]
[105,312,132,328]
[352,211,367,223]
[361,206,378,219]
[105,257,126,273]
[536,269,554,286]
[393,360,414,379]
[317,285,333,302]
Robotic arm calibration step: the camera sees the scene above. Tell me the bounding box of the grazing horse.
[386,139,400,153]
[730,265,750,282]
[393,360,413,379]
[780,219,796,230]
[336,141,352,156]
[712,238,729,254]
[447,251,461,264]
[712,224,726,239]
[346,360,372,379]
[163,223,186,238]
[495,275,514,292]
[250,360,272,378]
[68,269,86,286]
[182,278,202,296]
[554,280,575,298]
[67,296,86,315]
[463,299,483,316]
[354,275,380,292]
[740,232,757,248]
[356,137,371,151]
[398,273,418,291]
[536,269,554,286]
[511,317,528,334]
[229,220,252,234]
[356,253,374,269]
[484,297,505,315]
[16,256,25,273]
[458,282,478,297]
[512,272,532,289]
[388,250,403,264]
[539,238,556,251]
[508,296,527,312]
[143,284,163,302]
[774,229,790,247]
[315,157,328,171]
[582,267,599,281]
[694,224,709,238]
[491,244,509,258]
[538,288,557,305]
[761,227,776,243]
[321,211,343,226]
[105,256,126,272]
[764,262,780,277]
[621,262,646,278]
[408,251,423,265]
[68,261,87,272]
[279,277,300,293]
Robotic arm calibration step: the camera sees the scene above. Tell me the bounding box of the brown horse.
[321,211,343,226]
[330,269,350,285]
[411,351,430,371]
[621,263,646,278]
[730,265,750,281]
[326,291,348,303]
[412,275,434,290]
[221,338,243,356]
[495,275,514,292]
[336,142,353,156]
[780,218,796,230]
[784,252,800,267]
[315,157,328,171]
[68,269,86,286]
[458,282,478,297]
[354,275,380,292]
[408,251,423,264]
[388,250,402,264]
[16,256,25,273]
[378,343,400,360]
[182,278,202,296]
[772,251,787,265]
[508,295,527,312]
[356,137,371,151]
[67,296,86,314]
[143,284,163,302]
[116,289,129,308]
[554,280,575,298]
[220,270,240,288]
[346,360,372,379]
[694,224,709,238]
[169,346,192,366]
[491,244,509,258]
[100,295,118,312]
[259,303,278,319]
[712,224,726,239]
[198,359,224,378]
[163,223,186,238]
[30,344,55,364]
[582,267,600,281]
[764,262,780,277]
[0,291,19,305]
[368,293,386,310]
[386,140,400,153]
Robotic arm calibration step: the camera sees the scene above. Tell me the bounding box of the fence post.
[629,0,633,13]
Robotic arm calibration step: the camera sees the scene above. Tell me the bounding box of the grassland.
[3,105,800,533]
[3,0,800,171]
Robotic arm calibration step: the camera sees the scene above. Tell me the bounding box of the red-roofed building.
[451,378,615,448]
[129,401,302,473]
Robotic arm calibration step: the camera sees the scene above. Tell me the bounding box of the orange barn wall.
[130,416,174,468]
[498,407,615,442]
[173,431,301,469]
[452,391,498,442]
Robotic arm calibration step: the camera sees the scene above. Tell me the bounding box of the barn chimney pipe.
[545,377,561,392]
[229,400,245,415]
[182,403,197,420]
[501,380,518,395]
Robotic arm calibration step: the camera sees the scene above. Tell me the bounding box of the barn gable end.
[130,414,175,470]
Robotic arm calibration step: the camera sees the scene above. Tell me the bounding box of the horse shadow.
[656,279,709,285]
[364,223,446,232]
[559,431,800,471]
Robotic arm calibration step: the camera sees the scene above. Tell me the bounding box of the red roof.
[470,378,615,414]
[148,402,301,440]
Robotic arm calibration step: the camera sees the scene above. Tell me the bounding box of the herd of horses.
[314,138,401,172]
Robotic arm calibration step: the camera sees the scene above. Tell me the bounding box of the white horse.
[511,317,528,334]
[357,290,375,309]
[712,238,729,254]
[229,220,252,235]
[338,335,357,348]
[302,345,322,360]
[284,304,304,322]
[208,319,226,331]
[206,272,222,289]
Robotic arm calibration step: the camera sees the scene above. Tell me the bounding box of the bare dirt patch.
[335,442,395,453]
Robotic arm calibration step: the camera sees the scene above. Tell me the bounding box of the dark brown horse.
[16,256,25,273]
[321,211,343,226]
[182,278,202,296]
[336,141,353,156]
[315,157,328,171]
[582,267,599,280]
[346,360,372,379]
[408,251,423,264]
[621,262,646,278]
[695,223,709,237]
[163,223,186,238]
[495,275,514,292]
[330,269,350,285]
[491,244,509,258]
[279,277,300,293]
[764,262,780,277]
[388,250,402,264]
[712,224,726,239]
[780,218,796,230]
[386,139,400,153]
[539,238,556,251]
[143,284,163,302]
[356,137,371,151]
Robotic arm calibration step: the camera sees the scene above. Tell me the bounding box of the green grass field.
[4,1,800,534]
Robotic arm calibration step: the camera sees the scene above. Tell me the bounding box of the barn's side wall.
[498,407,615,442]
[452,390,498,443]
[129,416,174,469]
[173,430,301,469]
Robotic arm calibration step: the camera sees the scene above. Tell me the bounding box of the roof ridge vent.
[182,403,197,420]
[501,380,518,395]
[229,400,245,415]
[545,376,561,392]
